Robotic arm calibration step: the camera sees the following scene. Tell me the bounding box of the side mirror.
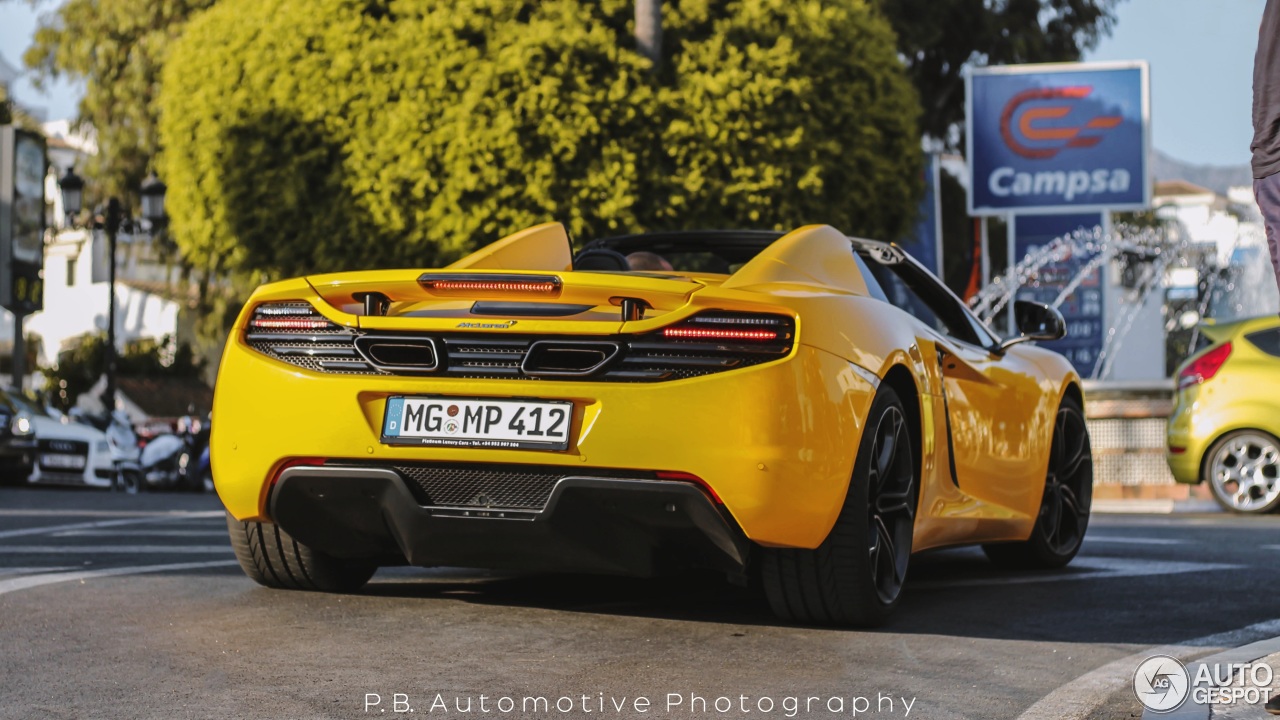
[999,300,1066,352]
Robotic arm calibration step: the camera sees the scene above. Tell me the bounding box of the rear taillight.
[660,312,794,344]
[656,470,722,504]
[247,302,342,333]
[1178,342,1232,389]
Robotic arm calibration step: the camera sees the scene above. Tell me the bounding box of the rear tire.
[225,513,377,592]
[983,396,1092,569]
[1202,430,1280,514]
[760,385,918,627]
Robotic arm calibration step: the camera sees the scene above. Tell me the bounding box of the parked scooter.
[138,415,204,492]
[105,411,144,494]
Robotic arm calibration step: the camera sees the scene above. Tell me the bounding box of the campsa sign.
[966,61,1150,215]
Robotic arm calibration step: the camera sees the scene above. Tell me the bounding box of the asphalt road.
[2,486,1279,720]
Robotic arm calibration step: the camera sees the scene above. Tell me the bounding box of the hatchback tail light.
[1178,342,1232,390]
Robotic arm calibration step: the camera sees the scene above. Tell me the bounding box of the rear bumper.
[270,465,751,577]
[213,338,877,549]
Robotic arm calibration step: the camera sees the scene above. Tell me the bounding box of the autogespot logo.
[998,86,1122,160]
[1134,655,1190,713]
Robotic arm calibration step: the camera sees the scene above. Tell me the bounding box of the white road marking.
[912,557,1239,590]
[0,508,220,518]
[0,511,224,540]
[1016,618,1280,720]
[0,560,239,596]
[1084,536,1187,545]
[0,566,74,576]
[0,545,231,554]
[51,529,228,538]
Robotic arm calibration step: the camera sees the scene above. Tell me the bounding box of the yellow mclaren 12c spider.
[213,222,1091,626]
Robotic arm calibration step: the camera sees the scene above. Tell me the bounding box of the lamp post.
[139,171,166,229]
[57,167,83,228]
[102,197,122,414]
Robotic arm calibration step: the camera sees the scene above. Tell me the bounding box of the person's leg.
[1260,173,1280,715]
[1254,174,1280,302]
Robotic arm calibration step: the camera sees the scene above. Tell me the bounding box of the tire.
[0,461,31,486]
[115,468,143,494]
[760,384,918,627]
[1202,430,1280,514]
[983,396,1092,569]
[225,513,377,592]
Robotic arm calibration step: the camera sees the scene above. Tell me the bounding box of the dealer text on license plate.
[382,396,571,450]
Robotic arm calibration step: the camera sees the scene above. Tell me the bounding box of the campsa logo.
[988,85,1131,202]
[999,86,1122,159]
[456,321,518,329]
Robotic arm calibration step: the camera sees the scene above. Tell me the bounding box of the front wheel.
[1203,430,1280,514]
[760,384,918,626]
[225,513,377,593]
[114,468,143,494]
[984,396,1092,569]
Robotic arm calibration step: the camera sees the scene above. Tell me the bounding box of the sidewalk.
[1092,482,1221,514]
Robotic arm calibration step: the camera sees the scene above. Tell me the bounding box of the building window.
[66,257,77,287]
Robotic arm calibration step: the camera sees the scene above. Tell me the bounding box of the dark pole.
[11,311,23,390]
[103,198,122,414]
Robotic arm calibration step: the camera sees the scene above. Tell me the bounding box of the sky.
[0,0,1268,169]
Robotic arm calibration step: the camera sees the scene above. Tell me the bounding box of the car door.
[866,257,1047,516]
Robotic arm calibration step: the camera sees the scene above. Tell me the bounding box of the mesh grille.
[37,439,89,454]
[392,463,651,509]
[1084,417,1176,486]
[396,464,573,509]
[1088,418,1167,452]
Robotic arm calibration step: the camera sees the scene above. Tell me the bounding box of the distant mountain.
[1151,149,1252,195]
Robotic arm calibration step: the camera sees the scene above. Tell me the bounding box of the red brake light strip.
[426,280,559,293]
[662,327,778,341]
[249,317,333,330]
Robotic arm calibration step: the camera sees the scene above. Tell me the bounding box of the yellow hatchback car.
[1168,315,1280,513]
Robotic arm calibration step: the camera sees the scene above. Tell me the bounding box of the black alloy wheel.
[866,401,916,604]
[984,396,1092,568]
[761,384,918,626]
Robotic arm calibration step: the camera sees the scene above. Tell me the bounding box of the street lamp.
[140,171,166,229]
[57,167,84,227]
[102,197,122,414]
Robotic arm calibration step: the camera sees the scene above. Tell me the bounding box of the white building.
[24,227,183,368]
[1152,179,1276,320]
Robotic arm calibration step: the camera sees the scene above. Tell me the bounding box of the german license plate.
[382,396,572,450]
[41,453,86,470]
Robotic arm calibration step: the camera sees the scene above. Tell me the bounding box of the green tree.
[159,0,921,283]
[22,0,217,207]
[875,0,1123,143]
[44,332,203,410]
[0,84,43,132]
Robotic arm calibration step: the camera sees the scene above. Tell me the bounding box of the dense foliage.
[874,0,1123,143]
[159,0,922,280]
[23,0,217,207]
[44,333,203,410]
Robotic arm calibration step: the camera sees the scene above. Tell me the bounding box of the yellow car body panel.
[1167,316,1280,485]
[213,222,1081,558]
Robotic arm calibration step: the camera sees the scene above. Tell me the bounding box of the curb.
[1093,499,1222,515]
[1142,637,1280,719]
